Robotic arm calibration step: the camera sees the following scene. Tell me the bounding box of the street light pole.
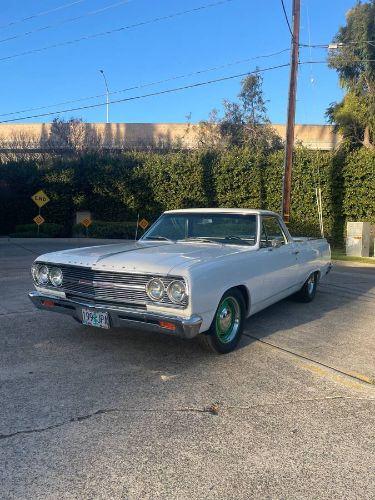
[99,69,110,123]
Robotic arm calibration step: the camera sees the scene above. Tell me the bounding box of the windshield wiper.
[180,237,221,244]
[144,235,173,242]
[223,235,252,246]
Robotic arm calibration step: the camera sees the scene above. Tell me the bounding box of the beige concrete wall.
[0,122,341,150]
[272,124,342,150]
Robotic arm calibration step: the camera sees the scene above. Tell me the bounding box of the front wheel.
[202,289,246,354]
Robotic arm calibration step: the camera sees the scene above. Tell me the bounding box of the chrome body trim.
[32,263,188,309]
[28,291,202,339]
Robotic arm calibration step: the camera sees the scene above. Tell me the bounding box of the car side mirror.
[270,239,283,248]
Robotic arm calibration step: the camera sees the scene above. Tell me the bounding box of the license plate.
[81,308,110,329]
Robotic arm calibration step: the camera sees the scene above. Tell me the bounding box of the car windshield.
[142,213,257,246]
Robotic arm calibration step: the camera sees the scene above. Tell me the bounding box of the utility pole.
[99,69,110,123]
[282,0,300,223]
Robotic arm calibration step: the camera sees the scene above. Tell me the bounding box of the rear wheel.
[202,289,246,354]
[294,272,318,302]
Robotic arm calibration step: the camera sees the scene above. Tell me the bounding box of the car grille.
[40,264,188,308]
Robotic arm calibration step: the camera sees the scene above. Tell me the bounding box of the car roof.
[164,208,279,216]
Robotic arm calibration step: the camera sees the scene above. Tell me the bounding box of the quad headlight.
[167,280,187,304]
[35,264,49,285]
[31,264,63,287]
[49,267,63,287]
[145,277,188,304]
[146,278,165,301]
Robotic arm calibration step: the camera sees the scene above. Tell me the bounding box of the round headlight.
[146,278,165,301]
[31,263,39,283]
[49,267,63,287]
[36,265,49,285]
[167,280,187,304]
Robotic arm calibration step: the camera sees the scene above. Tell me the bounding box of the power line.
[0,0,236,63]
[2,59,373,124]
[0,63,291,123]
[0,0,132,45]
[0,0,87,31]
[306,59,375,64]
[300,40,375,49]
[280,0,293,37]
[0,48,290,117]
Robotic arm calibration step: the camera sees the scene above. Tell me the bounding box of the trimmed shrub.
[15,223,64,237]
[342,148,375,224]
[142,150,210,212]
[73,220,137,239]
[262,149,344,244]
[9,232,49,238]
[212,147,263,208]
[9,223,64,238]
[1,147,374,245]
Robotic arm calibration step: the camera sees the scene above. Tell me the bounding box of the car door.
[256,215,300,304]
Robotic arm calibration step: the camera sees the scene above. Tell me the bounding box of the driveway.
[0,238,374,499]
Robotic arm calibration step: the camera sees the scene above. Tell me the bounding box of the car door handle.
[292,250,300,255]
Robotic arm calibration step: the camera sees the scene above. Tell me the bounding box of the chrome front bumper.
[28,291,202,339]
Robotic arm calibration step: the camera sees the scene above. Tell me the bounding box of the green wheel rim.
[215,296,240,344]
[307,274,315,295]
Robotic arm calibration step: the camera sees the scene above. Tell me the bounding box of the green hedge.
[73,220,137,239]
[1,147,374,245]
[213,148,262,208]
[261,149,346,243]
[9,223,64,238]
[342,148,375,224]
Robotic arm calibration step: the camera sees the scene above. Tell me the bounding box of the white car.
[29,209,331,353]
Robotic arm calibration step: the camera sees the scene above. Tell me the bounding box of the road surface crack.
[0,408,119,441]
[1,397,374,441]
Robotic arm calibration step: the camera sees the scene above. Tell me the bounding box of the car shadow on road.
[239,267,375,356]
[64,265,375,363]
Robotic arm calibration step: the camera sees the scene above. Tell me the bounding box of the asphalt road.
[1,238,374,500]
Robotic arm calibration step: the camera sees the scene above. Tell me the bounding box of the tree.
[327,1,375,149]
[196,72,282,151]
[46,118,86,152]
[41,117,103,153]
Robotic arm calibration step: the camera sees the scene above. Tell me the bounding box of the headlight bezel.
[31,263,39,283]
[145,277,188,306]
[36,264,50,285]
[49,267,63,287]
[166,280,187,304]
[145,277,165,301]
[31,263,63,287]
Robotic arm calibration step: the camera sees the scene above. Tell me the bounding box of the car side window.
[260,216,287,248]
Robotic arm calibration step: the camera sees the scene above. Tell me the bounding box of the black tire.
[294,272,318,302]
[202,288,246,354]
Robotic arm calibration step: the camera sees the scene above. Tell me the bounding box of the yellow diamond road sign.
[81,217,92,228]
[31,190,50,208]
[139,218,149,230]
[33,215,45,226]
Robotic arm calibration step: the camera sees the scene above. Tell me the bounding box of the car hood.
[36,240,252,275]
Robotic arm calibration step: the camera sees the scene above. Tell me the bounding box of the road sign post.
[81,217,92,237]
[135,215,149,240]
[31,190,49,236]
[33,214,45,226]
[139,219,149,230]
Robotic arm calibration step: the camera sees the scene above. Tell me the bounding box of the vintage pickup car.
[29,209,331,353]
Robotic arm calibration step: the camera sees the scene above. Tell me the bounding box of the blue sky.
[0,0,355,124]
